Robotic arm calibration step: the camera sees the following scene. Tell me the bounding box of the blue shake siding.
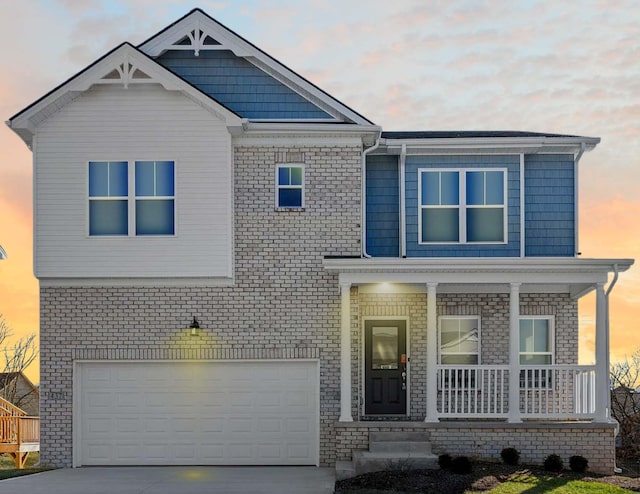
[156,50,333,119]
[524,154,575,256]
[366,155,400,257]
[404,155,521,257]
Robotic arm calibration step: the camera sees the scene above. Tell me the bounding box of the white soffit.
[323,257,634,288]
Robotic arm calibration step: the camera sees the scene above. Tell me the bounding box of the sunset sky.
[0,0,638,383]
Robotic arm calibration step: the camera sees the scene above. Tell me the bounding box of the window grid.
[276,164,304,208]
[519,316,555,389]
[438,316,481,365]
[418,168,507,245]
[88,160,175,237]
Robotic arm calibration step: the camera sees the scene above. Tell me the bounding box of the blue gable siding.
[405,155,521,257]
[366,155,400,257]
[524,154,575,257]
[156,50,334,119]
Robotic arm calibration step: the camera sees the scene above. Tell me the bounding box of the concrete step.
[335,460,357,481]
[369,440,432,453]
[369,431,431,443]
[353,450,439,475]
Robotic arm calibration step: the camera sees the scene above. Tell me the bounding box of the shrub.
[438,453,452,470]
[451,455,473,474]
[500,447,520,466]
[543,454,564,472]
[569,455,589,473]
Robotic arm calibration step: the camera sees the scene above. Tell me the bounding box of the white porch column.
[339,281,353,422]
[425,282,439,423]
[508,282,522,423]
[595,282,609,422]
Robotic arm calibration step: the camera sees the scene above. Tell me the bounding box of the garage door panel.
[78,361,318,466]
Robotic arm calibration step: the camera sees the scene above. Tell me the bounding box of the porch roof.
[322,257,633,299]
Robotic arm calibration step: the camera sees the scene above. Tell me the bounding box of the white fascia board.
[7,43,245,147]
[323,257,634,286]
[138,10,374,126]
[238,122,381,146]
[381,136,600,155]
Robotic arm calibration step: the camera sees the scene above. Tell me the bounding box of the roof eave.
[378,136,600,155]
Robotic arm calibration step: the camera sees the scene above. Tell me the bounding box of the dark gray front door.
[364,320,407,415]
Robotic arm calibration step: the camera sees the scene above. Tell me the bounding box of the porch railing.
[436,364,597,419]
[0,416,40,444]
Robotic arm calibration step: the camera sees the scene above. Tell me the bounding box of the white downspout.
[400,144,407,257]
[520,153,525,258]
[361,136,382,258]
[574,142,586,256]
[605,263,621,472]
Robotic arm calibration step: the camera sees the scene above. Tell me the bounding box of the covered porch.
[324,257,633,424]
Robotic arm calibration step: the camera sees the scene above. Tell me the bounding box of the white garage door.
[75,360,318,466]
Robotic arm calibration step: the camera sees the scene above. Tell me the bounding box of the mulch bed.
[335,461,640,493]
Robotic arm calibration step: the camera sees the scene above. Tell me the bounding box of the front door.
[364,320,407,415]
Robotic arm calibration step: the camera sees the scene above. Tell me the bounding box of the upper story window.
[89,161,128,236]
[419,169,506,244]
[276,165,304,208]
[135,161,175,235]
[88,160,175,237]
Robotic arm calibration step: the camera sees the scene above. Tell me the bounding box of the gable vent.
[170,27,222,56]
[97,59,153,89]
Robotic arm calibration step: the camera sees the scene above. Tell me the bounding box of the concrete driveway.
[0,466,336,494]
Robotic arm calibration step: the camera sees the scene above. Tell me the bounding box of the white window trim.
[519,315,555,389]
[134,160,176,237]
[417,167,508,245]
[87,159,177,238]
[518,315,555,365]
[275,164,305,209]
[437,315,481,365]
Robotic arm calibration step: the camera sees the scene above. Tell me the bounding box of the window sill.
[275,207,305,212]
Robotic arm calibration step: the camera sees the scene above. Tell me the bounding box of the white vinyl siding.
[34,84,232,278]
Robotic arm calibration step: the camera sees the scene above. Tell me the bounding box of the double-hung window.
[519,317,554,388]
[88,160,175,236]
[135,161,175,235]
[419,169,506,244]
[89,161,128,236]
[276,165,304,208]
[438,316,480,388]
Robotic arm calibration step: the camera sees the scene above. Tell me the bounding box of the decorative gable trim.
[139,9,375,126]
[7,43,245,148]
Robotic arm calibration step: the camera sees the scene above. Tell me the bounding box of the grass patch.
[467,470,634,492]
[0,452,50,480]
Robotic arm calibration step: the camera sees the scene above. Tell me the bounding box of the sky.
[0,0,638,383]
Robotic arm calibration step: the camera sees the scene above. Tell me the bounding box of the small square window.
[276,165,304,208]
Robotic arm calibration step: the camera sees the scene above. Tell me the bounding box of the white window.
[276,165,304,208]
[418,168,506,244]
[135,161,175,235]
[519,317,554,388]
[88,160,175,236]
[438,316,480,365]
[89,161,128,236]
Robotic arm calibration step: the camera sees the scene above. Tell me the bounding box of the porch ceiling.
[323,257,633,299]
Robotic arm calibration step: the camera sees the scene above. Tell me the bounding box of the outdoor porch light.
[189,316,201,336]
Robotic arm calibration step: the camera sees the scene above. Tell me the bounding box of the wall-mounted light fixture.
[188,316,201,336]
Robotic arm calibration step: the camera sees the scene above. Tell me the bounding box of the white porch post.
[339,281,353,422]
[425,282,439,422]
[508,282,522,423]
[595,282,609,422]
